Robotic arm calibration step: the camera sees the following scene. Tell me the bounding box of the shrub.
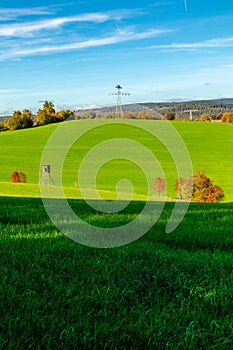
[11,171,19,183]
[55,109,74,122]
[192,171,224,202]
[11,171,27,183]
[175,171,224,202]
[165,112,175,120]
[18,172,27,183]
[199,113,211,122]
[221,112,233,124]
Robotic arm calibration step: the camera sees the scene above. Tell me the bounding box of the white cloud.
[0,13,111,37]
[0,7,54,21]
[0,29,173,59]
[149,36,233,50]
[72,104,102,110]
[0,9,143,37]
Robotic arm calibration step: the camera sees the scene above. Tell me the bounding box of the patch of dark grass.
[0,197,232,349]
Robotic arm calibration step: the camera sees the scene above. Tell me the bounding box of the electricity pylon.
[109,84,130,118]
[183,109,198,121]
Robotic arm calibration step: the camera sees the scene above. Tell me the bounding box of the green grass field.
[0,120,232,201]
[0,197,232,349]
[0,120,232,349]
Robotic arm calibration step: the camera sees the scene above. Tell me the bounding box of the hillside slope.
[0,120,232,201]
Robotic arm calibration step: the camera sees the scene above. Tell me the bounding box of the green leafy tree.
[36,102,75,125]
[55,109,74,121]
[36,101,56,126]
[36,109,54,125]
[7,110,22,130]
[7,110,33,130]
[43,101,55,114]
[21,109,34,128]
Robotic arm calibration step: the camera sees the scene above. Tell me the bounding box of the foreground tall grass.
[0,196,232,349]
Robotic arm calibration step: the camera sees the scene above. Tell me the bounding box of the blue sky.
[1,1,233,114]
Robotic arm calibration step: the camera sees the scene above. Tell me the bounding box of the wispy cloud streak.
[149,36,233,50]
[0,13,110,37]
[1,29,172,59]
[0,7,53,20]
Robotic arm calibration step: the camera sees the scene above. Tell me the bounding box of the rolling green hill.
[1,120,232,349]
[0,120,232,201]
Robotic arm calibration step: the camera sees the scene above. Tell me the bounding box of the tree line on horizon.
[0,101,74,131]
[1,100,233,131]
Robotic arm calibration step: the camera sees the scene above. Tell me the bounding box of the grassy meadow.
[0,119,233,200]
[0,120,232,349]
[0,197,232,349]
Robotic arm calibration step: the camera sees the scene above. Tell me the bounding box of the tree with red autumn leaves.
[11,171,26,183]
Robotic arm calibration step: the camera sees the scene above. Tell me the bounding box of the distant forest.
[2,98,233,127]
[74,98,233,120]
[141,98,233,119]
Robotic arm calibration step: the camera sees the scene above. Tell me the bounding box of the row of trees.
[7,109,34,130]
[3,102,233,131]
[164,111,233,123]
[9,167,224,202]
[149,100,233,119]
[36,101,73,126]
[152,171,224,202]
[4,101,74,131]
[0,121,5,130]
[74,110,158,120]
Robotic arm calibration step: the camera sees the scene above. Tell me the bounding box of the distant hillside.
[74,103,162,119]
[74,98,233,119]
[1,98,233,120]
[0,120,233,201]
[215,98,233,104]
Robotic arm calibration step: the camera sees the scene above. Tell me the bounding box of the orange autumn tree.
[11,171,27,183]
[192,171,224,202]
[175,171,224,202]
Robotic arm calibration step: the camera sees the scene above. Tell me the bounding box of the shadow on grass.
[0,196,233,252]
[0,197,232,349]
